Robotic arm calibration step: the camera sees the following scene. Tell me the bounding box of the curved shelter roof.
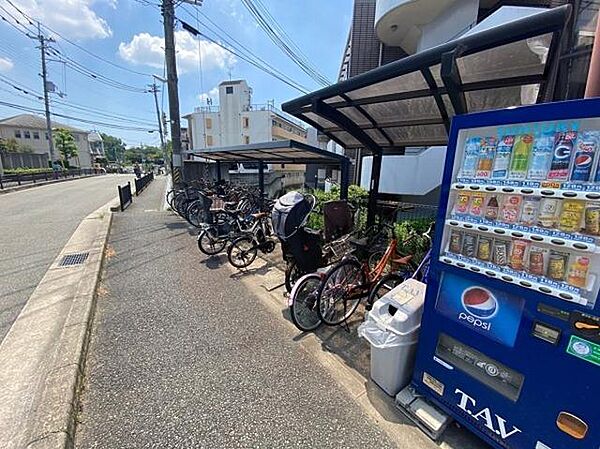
[282,5,571,154]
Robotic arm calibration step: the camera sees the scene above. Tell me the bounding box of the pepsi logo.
[461,287,498,319]
[575,154,593,167]
[554,144,572,160]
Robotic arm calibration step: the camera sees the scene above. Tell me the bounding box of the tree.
[0,137,33,153]
[124,145,163,163]
[100,133,126,162]
[53,128,78,168]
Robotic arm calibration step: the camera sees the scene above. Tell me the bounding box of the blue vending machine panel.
[413,99,600,449]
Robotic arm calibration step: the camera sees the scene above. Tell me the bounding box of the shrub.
[4,167,53,175]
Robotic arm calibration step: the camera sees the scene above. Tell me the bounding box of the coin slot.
[556,412,588,439]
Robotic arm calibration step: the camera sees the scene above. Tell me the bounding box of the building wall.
[0,124,92,167]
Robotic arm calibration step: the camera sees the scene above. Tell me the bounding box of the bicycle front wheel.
[317,259,366,326]
[227,236,258,268]
[290,273,323,332]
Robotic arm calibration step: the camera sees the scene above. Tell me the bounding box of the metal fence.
[134,172,154,195]
[118,182,133,211]
[0,168,102,190]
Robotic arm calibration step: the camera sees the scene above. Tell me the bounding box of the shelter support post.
[367,153,382,227]
[441,49,468,116]
[216,161,222,181]
[258,161,265,202]
[340,160,349,200]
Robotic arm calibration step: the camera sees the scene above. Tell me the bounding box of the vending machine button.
[572,243,588,250]
[541,190,555,196]
[477,226,489,232]
[456,184,465,189]
[538,286,552,294]
[522,189,534,194]
[520,281,533,288]
[502,275,513,282]
[531,235,544,241]
[502,187,515,193]
[562,192,577,198]
[464,223,473,229]
[449,221,459,226]
[485,186,497,192]
[585,193,600,200]
[469,185,480,190]
[469,266,480,272]
[485,271,496,277]
[559,293,574,300]
[556,412,588,439]
[511,231,524,238]
[550,239,566,246]
[494,229,506,235]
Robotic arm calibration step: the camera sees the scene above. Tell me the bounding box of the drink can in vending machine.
[570,131,598,182]
[537,198,561,228]
[558,200,585,233]
[528,246,549,276]
[548,250,569,281]
[462,233,477,258]
[567,255,590,288]
[477,236,492,262]
[493,239,509,266]
[509,240,529,271]
[469,192,486,217]
[548,131,577,181]
[509,134,533,180]
[491,136,515,180]
[527,131,554,180]
[449,229,463,253]
[453,191,471,215]
[500,195,522,224]
[520,197,541,226]
[584,203,600,235]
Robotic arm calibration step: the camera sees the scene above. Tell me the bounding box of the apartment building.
[338,0,598,202]
[184,80,307,172]
[0,114,96,168]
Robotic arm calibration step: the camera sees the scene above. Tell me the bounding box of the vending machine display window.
[440,117,600,308]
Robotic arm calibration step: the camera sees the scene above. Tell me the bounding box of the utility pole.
[34,23,56,166]
[161,0,182,184]
[148,81,169,172]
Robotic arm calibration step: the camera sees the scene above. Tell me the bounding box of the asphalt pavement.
[76,177,399,449]
[0,174,133,342]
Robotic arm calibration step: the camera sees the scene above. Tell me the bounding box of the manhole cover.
[59,252,89,267]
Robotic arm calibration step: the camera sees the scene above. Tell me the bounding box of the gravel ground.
[76,177,396,449]
[0,174,134,342]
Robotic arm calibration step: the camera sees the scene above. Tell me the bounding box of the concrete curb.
[0,197,118,449]
[0,175,103,195]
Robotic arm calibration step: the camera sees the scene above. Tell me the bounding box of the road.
[0,174,133,342]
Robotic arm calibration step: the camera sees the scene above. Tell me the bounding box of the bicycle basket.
[326,235,352,262]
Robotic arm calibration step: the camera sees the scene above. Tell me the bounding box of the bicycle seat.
[349,237,369,250]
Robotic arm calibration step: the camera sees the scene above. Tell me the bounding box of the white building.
[184,80,307,172]
[0,114,96,168]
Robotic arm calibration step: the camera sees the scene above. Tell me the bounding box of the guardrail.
[134,172,154,195]
[118,182,133,211]
[0,168,102,190]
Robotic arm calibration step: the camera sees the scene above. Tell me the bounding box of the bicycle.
[227,212,277,268]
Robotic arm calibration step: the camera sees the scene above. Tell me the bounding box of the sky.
[0,0,353,148]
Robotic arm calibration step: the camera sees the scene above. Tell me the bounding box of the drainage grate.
[59,252,89,267]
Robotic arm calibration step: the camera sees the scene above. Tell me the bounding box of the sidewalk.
[75,178,487,449]
[76,178,397,448]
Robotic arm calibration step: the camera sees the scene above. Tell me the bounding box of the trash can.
[358,279,426,396]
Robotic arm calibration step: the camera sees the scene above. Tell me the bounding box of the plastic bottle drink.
[509,135,533,180]
[528,132,554,180]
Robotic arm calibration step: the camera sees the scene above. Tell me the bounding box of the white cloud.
[198,87,219,104]
[118,31,236,74]
[0,57,14,72]
[15,0,113,40]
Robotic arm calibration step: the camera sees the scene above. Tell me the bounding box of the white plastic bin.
[358,279,426,396]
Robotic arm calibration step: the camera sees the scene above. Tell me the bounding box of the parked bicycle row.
[167,182,434,334]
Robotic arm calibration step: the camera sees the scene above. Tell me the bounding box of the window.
[23,130,31,139]
[225,86,233,94]
[206,118,212,129]
[243,135,250,144]
[14,129,21,138]
[206,135,213,146]
[242,117,249,128]
[33,131,40,140]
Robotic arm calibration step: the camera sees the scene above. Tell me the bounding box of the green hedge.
[4,167,53,175]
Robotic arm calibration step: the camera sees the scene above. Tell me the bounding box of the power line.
[3,0,153,77]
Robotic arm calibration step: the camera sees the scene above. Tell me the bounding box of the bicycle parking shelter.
[282,5,571,226]
[191,139,352,199]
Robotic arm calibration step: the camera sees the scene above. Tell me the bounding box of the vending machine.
[412,98,600,449]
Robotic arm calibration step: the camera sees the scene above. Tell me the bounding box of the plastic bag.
[357,315,403,349]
